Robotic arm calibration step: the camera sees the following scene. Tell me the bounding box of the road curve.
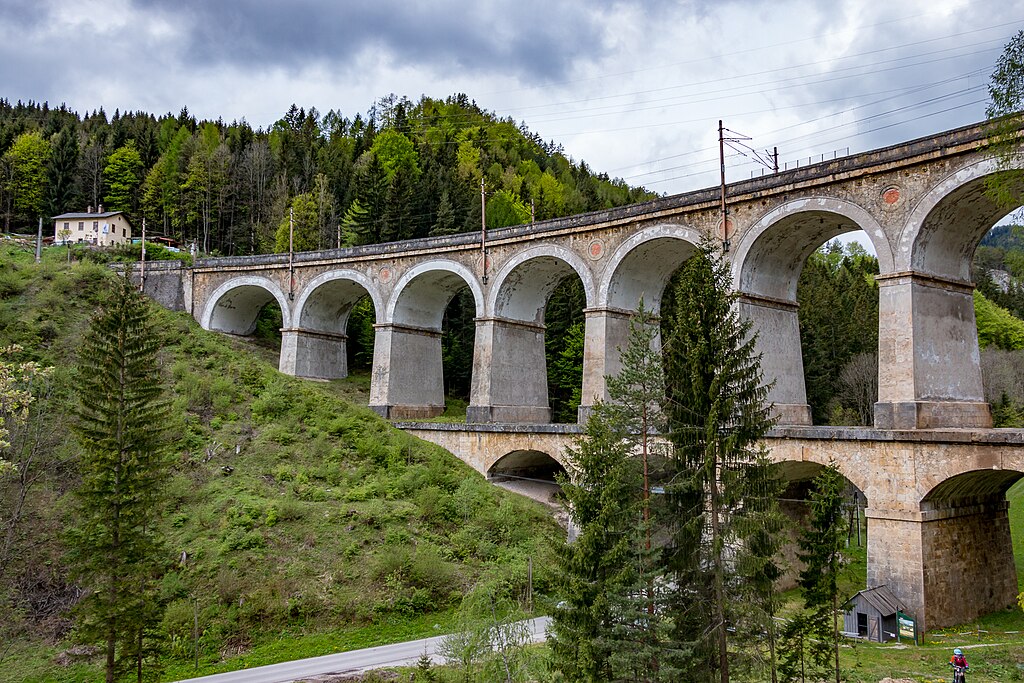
[171,617,550,683]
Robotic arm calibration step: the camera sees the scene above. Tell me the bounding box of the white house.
[52,205,133,247]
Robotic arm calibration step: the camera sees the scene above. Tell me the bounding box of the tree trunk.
[709,454,729,683]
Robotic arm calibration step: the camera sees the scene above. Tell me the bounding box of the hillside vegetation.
[0,243,560,682]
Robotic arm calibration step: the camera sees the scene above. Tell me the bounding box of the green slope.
[0,243,561,682]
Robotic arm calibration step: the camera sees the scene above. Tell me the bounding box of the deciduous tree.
[3,131,51,227]
[103,141,143,218]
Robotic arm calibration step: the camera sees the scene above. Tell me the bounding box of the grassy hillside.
[0,242,561,682]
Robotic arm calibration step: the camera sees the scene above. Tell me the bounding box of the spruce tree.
[783,462,847,683]
[67,269,172,683]
[732,452,787,682]
[550,301,678,682]
[661,242,776,683]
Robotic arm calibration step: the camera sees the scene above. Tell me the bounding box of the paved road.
[171,617,551,683]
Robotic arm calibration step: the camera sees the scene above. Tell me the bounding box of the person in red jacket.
[950,647,969,676]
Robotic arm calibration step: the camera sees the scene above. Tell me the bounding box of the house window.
[63,222,69,230]
[93,221,98,231]
[857,612,868,637]
[78,222,84,231]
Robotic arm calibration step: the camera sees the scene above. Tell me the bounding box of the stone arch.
[876,156,1024,429]
[729,197,891,426]
[772,458,869,503]
[599,224,703,311]
[386,260,484,328]
[488,245,596,322]
[200,276,291,334]
[921,468,1024,507]
[733,196,893,301]
[897,156,1024,279]
[294,269,383,331]
[487,448,568,481]
[370,260,482,420]
[915,468,1024,627]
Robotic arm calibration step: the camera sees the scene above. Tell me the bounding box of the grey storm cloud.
[127,0,650,82]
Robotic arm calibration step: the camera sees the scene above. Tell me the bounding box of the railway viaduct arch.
[138,120,1024,631]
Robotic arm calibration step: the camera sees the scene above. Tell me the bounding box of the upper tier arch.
[599,224,702,311]
[897,156,1024,280]
[386,260,484,329]
[732,197,894,301]
[294,270,382,331]
[201,276,292,334]
[488,245,595,322]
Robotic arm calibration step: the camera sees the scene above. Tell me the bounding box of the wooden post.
[140,217,146,292]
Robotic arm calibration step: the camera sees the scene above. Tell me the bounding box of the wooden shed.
[843,586,905,642]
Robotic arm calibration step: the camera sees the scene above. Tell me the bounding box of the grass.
[1010,478,1024,592]
[3,242,1023,683]
[0,244,563,682]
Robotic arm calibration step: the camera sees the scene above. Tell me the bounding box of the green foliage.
[0,245,562,680]
[1,96,655,256]
[66,269,173,683]
[439,591,535,683]
[3,131,51,227]
[545,277,586,423]
[551,301,680,682]
[985,31,1024,217]
[661,242,778,683]
[47,125,80,216]
[486,188,531,229]
[975,290,1024,350]
[780,463,848,683]
[796,241,879,424]
[275,191,322,253]
[103,141,144,218]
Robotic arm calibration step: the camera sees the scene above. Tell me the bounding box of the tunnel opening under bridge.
[487,449,567,509]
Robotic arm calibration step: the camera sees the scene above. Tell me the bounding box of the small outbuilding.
[843,585,906,643]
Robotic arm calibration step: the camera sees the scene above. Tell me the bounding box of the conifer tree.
[550,301,678,682]
[781,462,847,683]
[67,269,172,683]
[732,452,787,682]
[661,241,776,683]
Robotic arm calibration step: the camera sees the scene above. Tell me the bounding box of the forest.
[0,96,655,254]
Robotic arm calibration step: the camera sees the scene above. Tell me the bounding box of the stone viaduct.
[141,119,1024,631]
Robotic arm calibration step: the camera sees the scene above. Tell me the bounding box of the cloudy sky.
[1,0,1021,198]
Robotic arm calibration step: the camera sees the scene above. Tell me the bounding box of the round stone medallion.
[716,217,735,241]
[881,185,902,208]
[379,266,392,283]
[587,239,605,260]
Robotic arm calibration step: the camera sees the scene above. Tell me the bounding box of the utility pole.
[140,217,146,292]
[288,207,295,300]
[480,178,488,284]
[718,122,778,250]
[35,217,42,263]
[718,121,730,253]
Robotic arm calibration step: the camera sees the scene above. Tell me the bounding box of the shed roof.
[851,586,905,616]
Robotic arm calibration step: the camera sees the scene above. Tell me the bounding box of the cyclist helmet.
[953,648,963,656]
